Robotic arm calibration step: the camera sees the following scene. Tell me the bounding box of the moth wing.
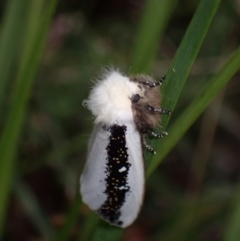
[80,123,145,228]
[80,124,109,210]
[118,123,145,228]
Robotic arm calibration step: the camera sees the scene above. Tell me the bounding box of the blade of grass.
[159,189,232,241]
[79,212,101,241]
[15,180,55,240]
[0,0,57,234]
[0,0,28,112]
[147,0,222,173]
[130,0,176,73]
[223,187,240,241]
[91,223,122,241]
[55,192,82,241]
[160,0,222,129]
[147,46,240,177]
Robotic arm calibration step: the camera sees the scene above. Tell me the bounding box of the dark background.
[2,0,240,240]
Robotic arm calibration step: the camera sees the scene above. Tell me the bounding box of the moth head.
[130,75,162,132]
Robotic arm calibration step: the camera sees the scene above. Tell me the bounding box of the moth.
[80,70,170,228]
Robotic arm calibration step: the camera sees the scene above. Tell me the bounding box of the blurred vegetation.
[0,0,240,240]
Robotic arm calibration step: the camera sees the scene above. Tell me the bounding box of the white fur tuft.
[84,70,140,125]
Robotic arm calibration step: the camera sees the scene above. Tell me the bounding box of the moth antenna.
[141,75,165,88]
[148,130,168,138]
[145,105,171,114]
[143,140,156,154]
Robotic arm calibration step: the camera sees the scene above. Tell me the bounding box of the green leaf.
[223,189,240,241]
[90,224,122,241]
[147,0,222,176]
[79,212,101,241]
[0,0,57,235]
[0,0,28,111]
[55,193,82,241]
[130,0,176,73]
[147,46,240,177]
[15,181,55,241]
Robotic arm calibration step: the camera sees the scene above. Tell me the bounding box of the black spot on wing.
[97,124,131,227]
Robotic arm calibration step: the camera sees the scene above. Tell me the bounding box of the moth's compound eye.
[131,94,140,103]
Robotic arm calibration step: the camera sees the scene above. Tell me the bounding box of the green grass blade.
[130,0,176,73]
[147,0,222,174]
[0,0,28,111]
[79,212,101,241]
[0,0,57,235]
[161,0,222,128]
[90,224,122,241]
[15,181,55,241]
[55,193,82,241]
[223,189,240,241]
[147,46,240,177]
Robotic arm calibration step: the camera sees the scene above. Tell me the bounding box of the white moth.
[80,70,170,228]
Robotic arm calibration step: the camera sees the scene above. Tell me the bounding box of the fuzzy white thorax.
[84,70,141,125]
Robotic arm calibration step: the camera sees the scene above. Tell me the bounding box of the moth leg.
[141,76,165,87]
[143,140,156,154]
[148,130,168,138]
[145,105,171,115]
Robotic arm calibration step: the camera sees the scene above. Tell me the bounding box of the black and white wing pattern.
[80,122,144,228]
